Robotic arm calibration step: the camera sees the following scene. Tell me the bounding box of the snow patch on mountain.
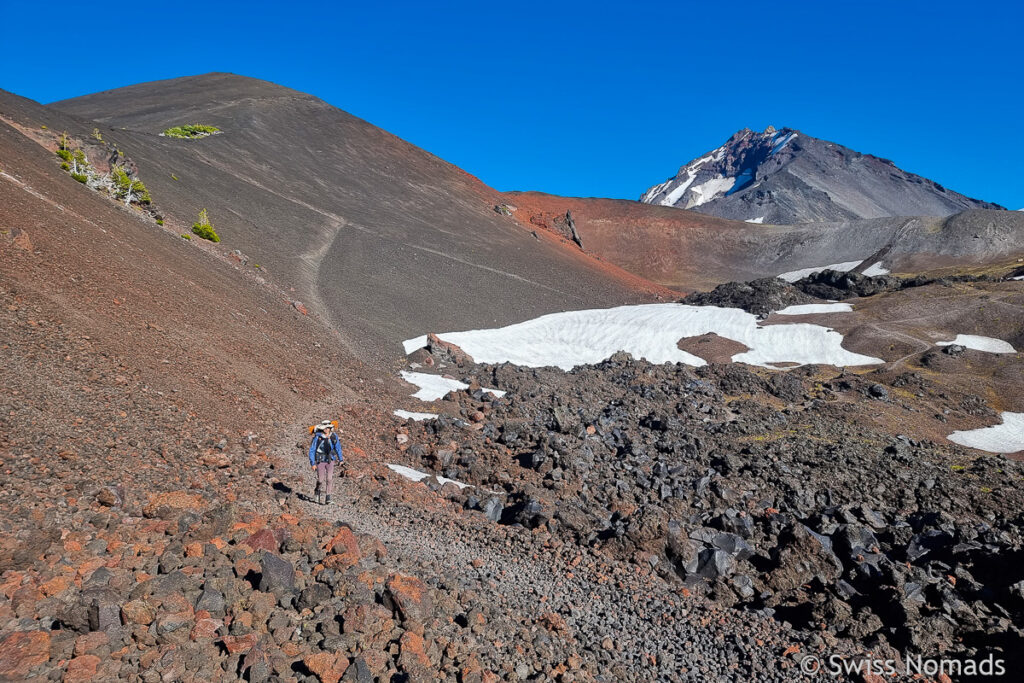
[393,409,438,421]
[399,371,506,401]
[948,412,1024,453]
[775,303,853,315]
[770,132,796,155]
[403,304,881,371]
[387,464,473,489]
[687,176,736,208]
[745,217,765,224]
[777,261,864,283]
[936,334,1016,354]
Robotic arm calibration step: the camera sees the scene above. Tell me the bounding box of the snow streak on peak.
[640,126,794,211]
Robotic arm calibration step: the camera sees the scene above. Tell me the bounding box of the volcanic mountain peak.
[640,126,1004,224]
[639,126,799,211]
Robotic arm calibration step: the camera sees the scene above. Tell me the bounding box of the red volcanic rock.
[0,630,50,678]
[323,526,361,569]
[385,573,433,626]
[303,651,348,683]
[222,632,259,654]
[398,630,434,678]
[243,527,280,553]
[63,654,101,682]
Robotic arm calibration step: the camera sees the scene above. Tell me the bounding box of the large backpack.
[313,432,338,464]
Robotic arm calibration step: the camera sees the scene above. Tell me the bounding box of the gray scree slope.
[48,73,653,361]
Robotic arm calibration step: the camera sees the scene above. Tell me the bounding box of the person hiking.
[308,420,344,505]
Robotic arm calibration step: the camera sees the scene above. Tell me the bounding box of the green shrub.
[60,162,70,171]
[162,124,221,139]
[156,218,164,225]
[181,233,192,240]
[70,173,88,184]
[111,165,152,204]
[191,208,220,242]
[55,148,72,162]
[91,128,103,141]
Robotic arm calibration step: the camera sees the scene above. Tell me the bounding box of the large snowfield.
[948,412,1024,454]
[404,304,882,371]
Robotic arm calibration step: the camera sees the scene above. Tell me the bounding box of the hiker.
[308,420,344,504]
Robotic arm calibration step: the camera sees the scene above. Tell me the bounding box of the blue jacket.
[308,432,344,467]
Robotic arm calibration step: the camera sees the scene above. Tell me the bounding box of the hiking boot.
[325,495,332,505]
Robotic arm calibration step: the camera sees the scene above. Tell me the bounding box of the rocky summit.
[1,68,1023,683]
[640,126,1004,225]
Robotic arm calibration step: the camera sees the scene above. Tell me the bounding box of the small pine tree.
[191,208,220,242]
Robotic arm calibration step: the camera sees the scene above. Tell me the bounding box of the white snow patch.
[402,304,881,371]
[663,173,698,206]
[640,179,672,203]
[745,217,765,224]
[936,334,1016,354]
[777,260,864,283]
[1012,276,1024,281]
[393,409,438,421]
[775,303,854,315]
[387,464,473,489]
[948,412,1024,453]
[770,132,796,155]
[399,370,505,401]
[862,262,890,277]
[686,175,736,208]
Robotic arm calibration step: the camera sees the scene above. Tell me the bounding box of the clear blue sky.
[2,1,1021,208]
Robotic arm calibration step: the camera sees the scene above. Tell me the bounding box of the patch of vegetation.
[40,124,47,130]
[171,174,179,181]
[70,172,88,184]
[162,124,221,139]
[156,218,164,225]
[91,128,103,141]
[191,208,220,242]
[60,162,70,171]
[55,148,72,162]
[111,165,151,205]
[181,233,192,240]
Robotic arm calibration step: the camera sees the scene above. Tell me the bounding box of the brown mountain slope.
[2,100,660,681]
[508,191,1024,291]
[44,74,661,361]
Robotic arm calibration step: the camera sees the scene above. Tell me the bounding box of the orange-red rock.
[303,651,348,683]
[63,654,100,682]
[0,630,50,677]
